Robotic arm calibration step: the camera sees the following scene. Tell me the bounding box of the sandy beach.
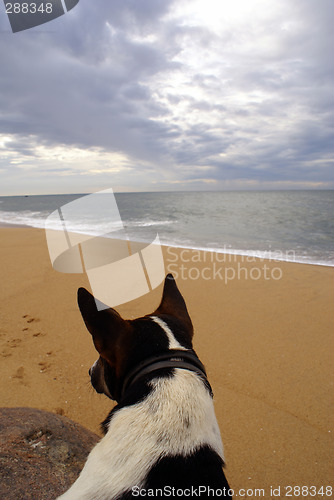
[1,226,333,496]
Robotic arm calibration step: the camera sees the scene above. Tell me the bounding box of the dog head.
[78,274,193,402]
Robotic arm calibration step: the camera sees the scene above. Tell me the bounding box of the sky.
[0,0,333,195]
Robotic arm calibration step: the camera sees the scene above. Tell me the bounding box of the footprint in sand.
[27,317,40,324]
[22,315,40,323]
[22,315,44,337]
[0,329,9,353]
[55,407,65,416]
[38,361,51,373]
[1,349,12,358]
[8,338,22,348]
[33,331,46,337]
[13,366,29,386]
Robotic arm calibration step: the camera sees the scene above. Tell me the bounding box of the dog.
[58,274,232,499]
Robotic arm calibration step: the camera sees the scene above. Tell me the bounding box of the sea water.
[0,190,333,267]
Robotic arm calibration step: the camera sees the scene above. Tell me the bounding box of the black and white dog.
[58,274,232,499]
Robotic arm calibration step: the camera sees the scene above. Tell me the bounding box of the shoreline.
[1,226,333,492]
[0,221,33,228]
[1,222,333,268]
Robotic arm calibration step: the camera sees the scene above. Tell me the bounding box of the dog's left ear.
[77,288,128,353]
[154,274,193,335]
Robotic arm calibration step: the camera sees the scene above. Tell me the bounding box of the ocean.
[0,190,333,267]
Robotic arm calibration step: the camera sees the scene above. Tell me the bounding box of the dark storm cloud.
[0,1,178,154]
[0,0,333,192]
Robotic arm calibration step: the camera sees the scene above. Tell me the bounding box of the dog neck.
[120,349,213,400]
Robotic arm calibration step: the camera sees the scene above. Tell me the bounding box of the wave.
[125,220,174,228]
[0,210,48,228]
[161,240,334,267]
[1,210,333,268]
[0,210,175,231]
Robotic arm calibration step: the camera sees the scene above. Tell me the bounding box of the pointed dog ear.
[77,288,126,353]
[154,274,193,334]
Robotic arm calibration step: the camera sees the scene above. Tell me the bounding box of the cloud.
[0,0,333,194]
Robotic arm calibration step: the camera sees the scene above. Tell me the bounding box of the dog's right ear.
[154,274,193,336]
[77,288,126,354]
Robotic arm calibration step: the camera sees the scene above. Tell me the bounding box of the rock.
[0,407,99,499]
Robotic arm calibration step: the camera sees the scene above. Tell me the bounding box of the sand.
[1,226,333,496]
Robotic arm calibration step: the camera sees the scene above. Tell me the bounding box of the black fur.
[118,446,232,499]
[74,275,232,499]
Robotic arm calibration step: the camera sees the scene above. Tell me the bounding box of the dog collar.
[120,349,213,399]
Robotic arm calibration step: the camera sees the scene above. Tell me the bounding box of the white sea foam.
[1,191,333,268]
[160,240,334,268]
[0,210,48,228]
[125,220,174,227]
[2,210,332,267]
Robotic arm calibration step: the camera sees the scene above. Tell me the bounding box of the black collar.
[120,349,213,399]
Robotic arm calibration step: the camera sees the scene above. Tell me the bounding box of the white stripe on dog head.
[150,316,187,350]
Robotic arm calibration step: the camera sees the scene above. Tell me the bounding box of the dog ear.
[77,288,126,353]
[154,274,193,334]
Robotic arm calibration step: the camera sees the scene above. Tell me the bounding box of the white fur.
[150,316,187,350]
[57,370,224,500]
